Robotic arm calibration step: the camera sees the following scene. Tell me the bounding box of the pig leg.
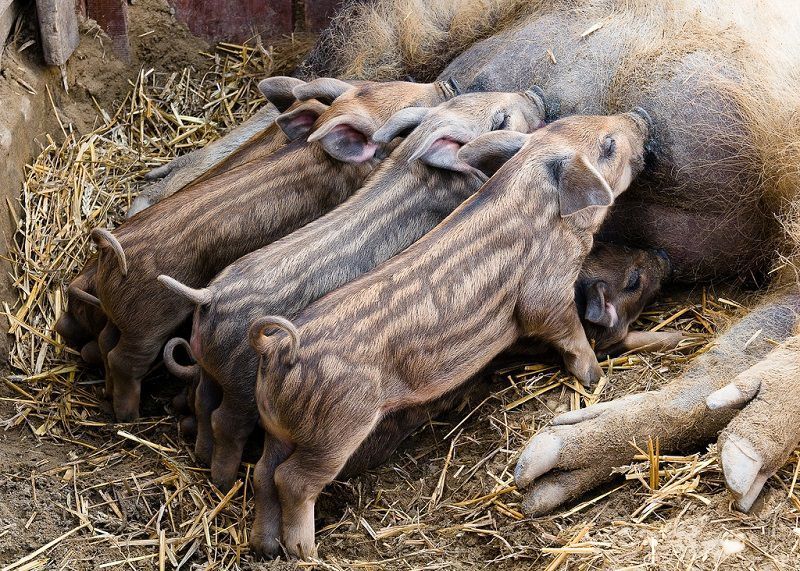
[251,432,293,558]
[603,330,693,354]
[275,419,380,558]
[514,294,800,515]
[98,322,120,400]
[105,335,162,421]
[537,304,603,386]
[193,371,222,465]
[210,397,259,491]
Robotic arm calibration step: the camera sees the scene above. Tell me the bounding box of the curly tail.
[67,284,101,308]
[157,275,213,306]
[248,316,300,365]
[90,228,128,277]
[163,337,200,383]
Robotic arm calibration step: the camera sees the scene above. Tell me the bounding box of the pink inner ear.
[325,124,378,163]
[290,112,316,130]
[418,137,467,172]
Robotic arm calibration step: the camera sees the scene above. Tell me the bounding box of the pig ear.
[556,153,614,218]
[372,107,431,144]
[407,124,476,174]
[293,77,353,104]
[457,130,528,179]
[584,281,618,328]
[275,100,330,141]
[258,76,306,112]
[308,113,378,163]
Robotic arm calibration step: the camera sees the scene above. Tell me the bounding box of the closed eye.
[492,111,510,131]
[625,269,641,291]
[601,135,616,159]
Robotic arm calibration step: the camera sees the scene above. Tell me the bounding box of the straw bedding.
[1,39,799,570]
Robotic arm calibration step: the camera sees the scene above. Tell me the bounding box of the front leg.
[514,293,800,515]
[524,299,603,387]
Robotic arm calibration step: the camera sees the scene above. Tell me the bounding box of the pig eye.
[601,136,616,159]
[625,269,641,291]
[491,111,510,131]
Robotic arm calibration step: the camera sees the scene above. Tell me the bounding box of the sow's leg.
[515,293,800,514]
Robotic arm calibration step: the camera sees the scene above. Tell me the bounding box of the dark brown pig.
[92,78,460,422]
[246,110,651,558]
[158,88,547,490]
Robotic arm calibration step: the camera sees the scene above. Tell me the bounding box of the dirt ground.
[1,4,799,570]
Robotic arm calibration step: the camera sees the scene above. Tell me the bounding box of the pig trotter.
[515,295,800,515]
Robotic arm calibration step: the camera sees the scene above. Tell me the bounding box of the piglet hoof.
[179,416,197,440]
[250,521,283,559]
[80,341,103,366]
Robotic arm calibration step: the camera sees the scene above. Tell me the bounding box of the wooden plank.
[35,0,79,66]
[0,0,20,69]
[86,0,130,62]
[167,0,293,42]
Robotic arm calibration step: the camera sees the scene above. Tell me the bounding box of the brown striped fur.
[161,90,546,490]
[247,111,650,558]
[92,79,457,422]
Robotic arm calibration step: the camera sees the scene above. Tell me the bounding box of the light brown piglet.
[247,109,652,558]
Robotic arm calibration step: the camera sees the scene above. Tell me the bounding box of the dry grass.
[1,41,799,570]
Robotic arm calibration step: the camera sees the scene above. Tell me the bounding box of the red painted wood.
[168,0,293,43]
[305,0,342,32]
[86,0,130,61]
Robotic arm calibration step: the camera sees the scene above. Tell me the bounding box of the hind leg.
[251,432,293,558]
[274,420,379,559]
[194,371,222,465]
[210,394,259,491]
[106,334,162,421]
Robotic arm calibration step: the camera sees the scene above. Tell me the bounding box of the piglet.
[159,88,547,490]
[91,78,460,422]
[54,76,318,361]
[246,109,652,558]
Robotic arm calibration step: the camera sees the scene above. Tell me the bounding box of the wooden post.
[304,0,343,32]
[0,0,20,69]
[86,0,130,62]
[35,0,80,66]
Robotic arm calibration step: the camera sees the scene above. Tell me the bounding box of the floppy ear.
[258,76,306,112]
[406,123,475,173]
[583,281,618,327]
[457,130,528,179]
[307,113,378,163]
[275,100,330,141]
[293,77,353,104]
[372,107,431,143]
[557,153,614,218]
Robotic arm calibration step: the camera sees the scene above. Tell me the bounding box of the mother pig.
[303,0,800,514]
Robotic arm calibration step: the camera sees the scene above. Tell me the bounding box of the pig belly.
[600,200,772,283]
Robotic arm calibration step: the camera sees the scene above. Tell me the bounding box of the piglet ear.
[584,281,618,328]
[293,77,353,104]
[406,124,474,174]
[557,153,613,218]
[457,130,528,180]
[258,76,306,112]
[275,100,330,141]
[307,113,378,163]
[373,107,431,144]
